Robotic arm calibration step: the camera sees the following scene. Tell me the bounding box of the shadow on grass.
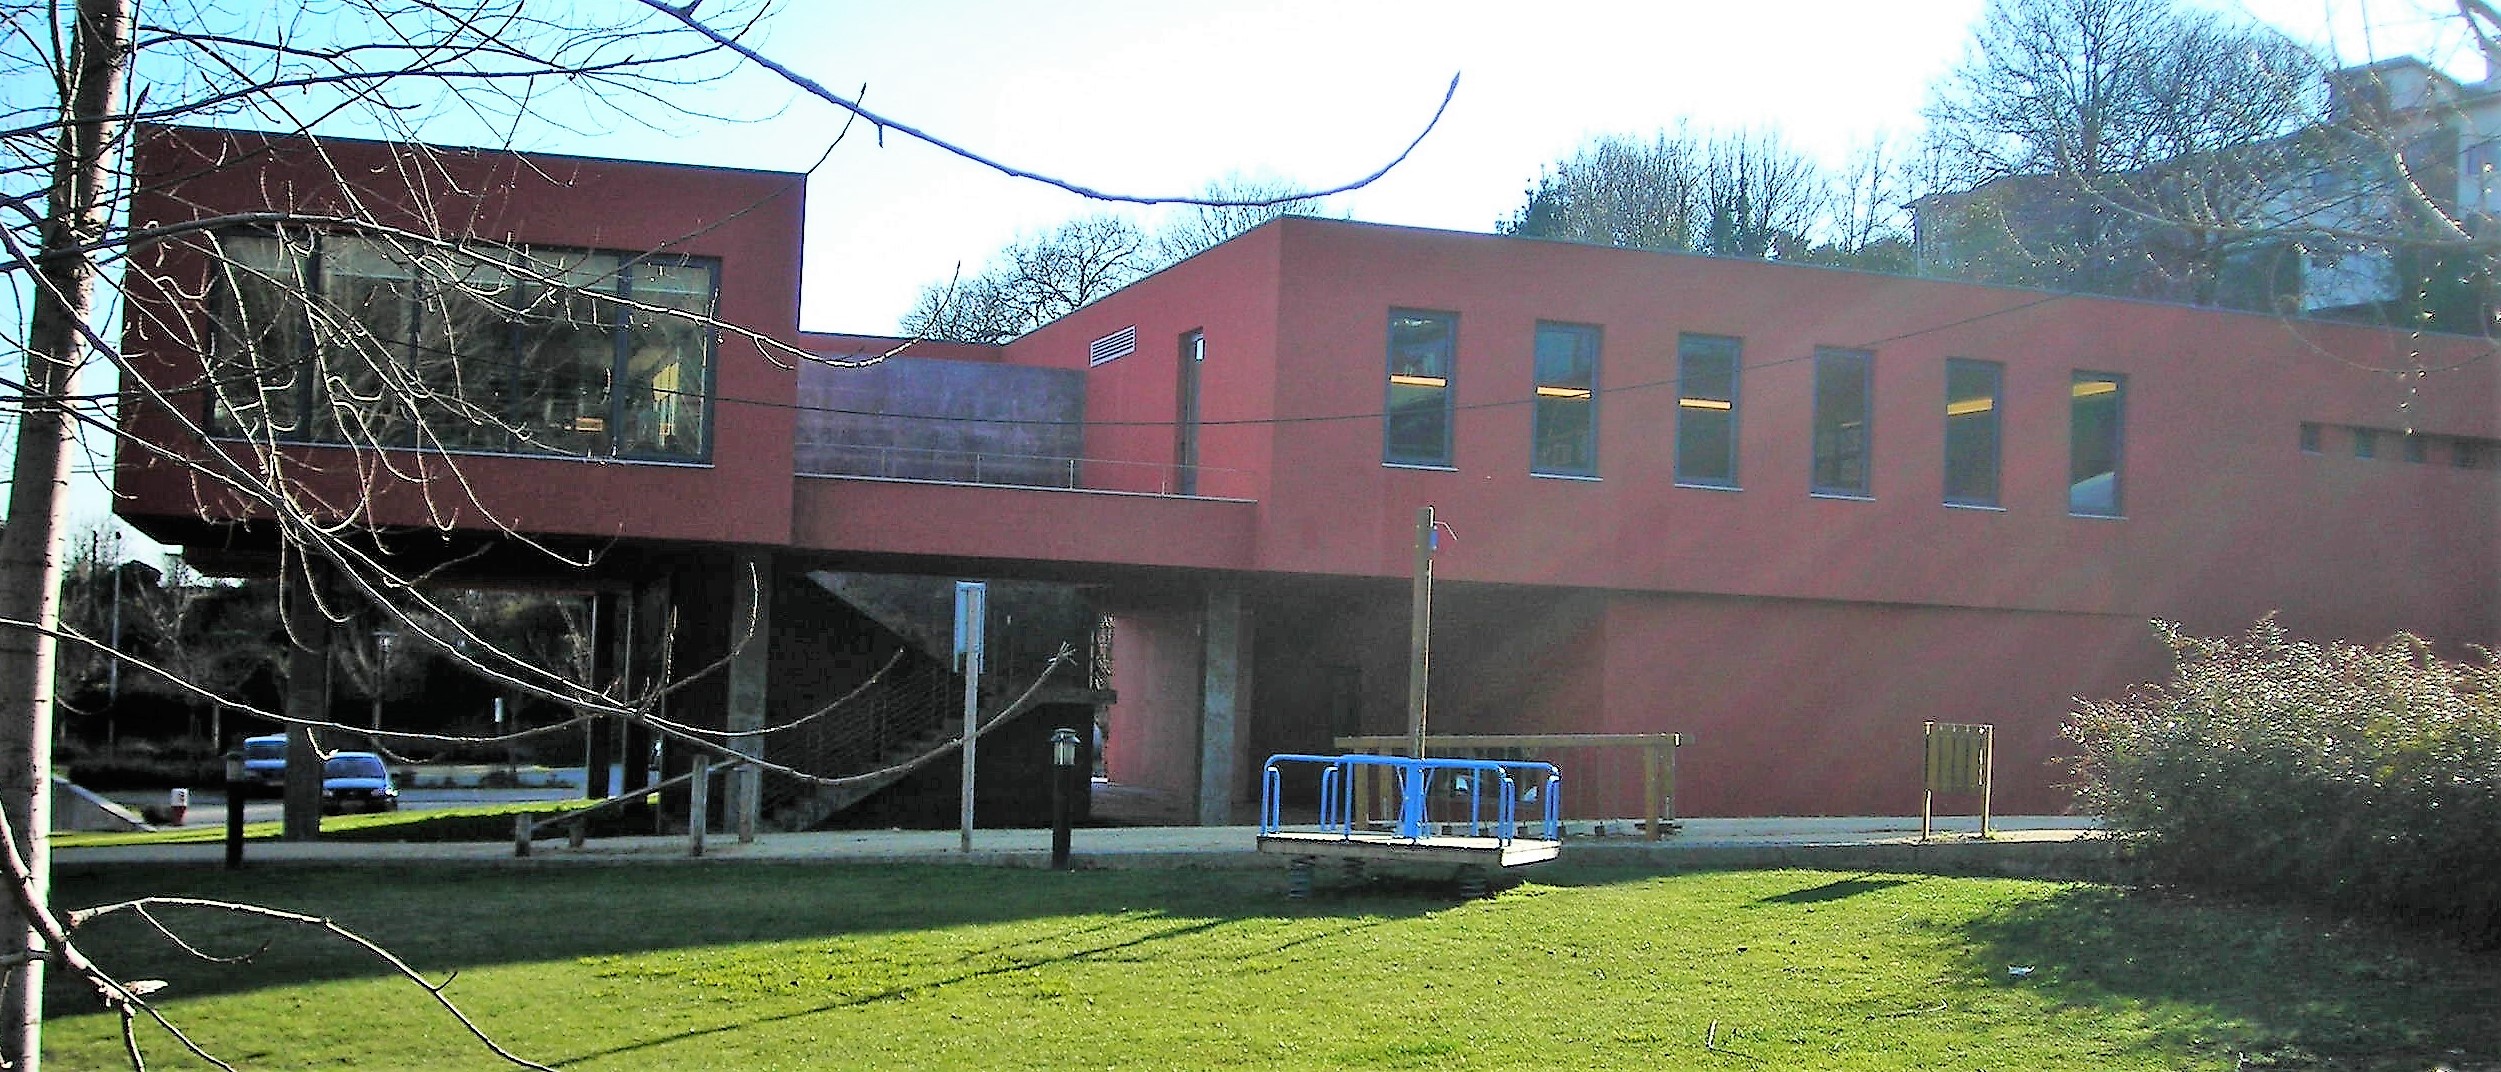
[44,863,1437,1012]
[1957,885,2501,1069]
[1749,874,1916,905]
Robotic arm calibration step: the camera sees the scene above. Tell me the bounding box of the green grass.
[52,799,601,848]
[38,864,2501,1070]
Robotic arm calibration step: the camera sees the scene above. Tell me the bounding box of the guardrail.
[1259,753,1560,844]
[796,443,1250,497]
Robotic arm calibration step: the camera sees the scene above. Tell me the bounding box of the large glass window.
[207,231,714,461]
[1531,322,1599,476]
[1943,359,2002,507]
[1811,347,1874,497]
[1674,334,1740,487]
[1385,310,1456,466]
[2069,371,2126,516]
[207,231,312,439]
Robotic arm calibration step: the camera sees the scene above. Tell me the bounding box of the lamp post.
[222,750,245,870]
[1049,727,1080,870]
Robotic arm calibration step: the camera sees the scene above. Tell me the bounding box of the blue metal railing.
[1260,753,1561,844]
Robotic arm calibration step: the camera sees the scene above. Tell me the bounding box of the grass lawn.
[39,863,2501,1070]
[52,799,603,849]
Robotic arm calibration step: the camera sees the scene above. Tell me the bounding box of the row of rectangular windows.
[2299,422,2493,469]
[1384,310,2127,517]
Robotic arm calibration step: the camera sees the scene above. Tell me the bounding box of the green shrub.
[2068,619,2501,945]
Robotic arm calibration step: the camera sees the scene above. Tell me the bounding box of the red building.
[117,127,2500,823]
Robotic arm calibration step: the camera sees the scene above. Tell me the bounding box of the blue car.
[240,734,288,794]
[320,752,400,814]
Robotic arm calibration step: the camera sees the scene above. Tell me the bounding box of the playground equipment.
[1257,753,1562,897]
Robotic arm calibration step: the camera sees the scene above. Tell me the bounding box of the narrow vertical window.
[1531,321,1599,476]
[1943,359,2002,507]
[2298,422,2322,453]
[1675,334,1740,487]
[2403,433,2429,463]
[2069,371,2126,517]
[2352,427,2378,459]
[1811,347,1874,497]
[1174,330,1204,494]
[1385,310,1456,466]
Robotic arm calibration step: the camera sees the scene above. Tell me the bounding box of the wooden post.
[1979,726,1994,839]
[689,760,710,858]
[513,813,532,858]
[1406,507,1434,762]
[737,763,757,844]
[1920,721,1935,843]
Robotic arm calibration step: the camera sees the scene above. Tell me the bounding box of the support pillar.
[584,590,621,800]
[1197,587,1249,826]
[723,551,772,840]
[280,554,328,841]
[619,578,667,803]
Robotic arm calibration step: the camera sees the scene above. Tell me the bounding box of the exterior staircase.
[756,571,1107,831]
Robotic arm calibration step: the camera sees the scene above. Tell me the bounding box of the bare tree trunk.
[0,1,132,1065]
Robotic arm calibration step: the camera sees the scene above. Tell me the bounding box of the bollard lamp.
[1051,727,1080,768]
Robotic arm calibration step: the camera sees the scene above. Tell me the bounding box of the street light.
[1049,727,1081,870]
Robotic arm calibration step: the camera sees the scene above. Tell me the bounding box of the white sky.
[44,0,2491,545]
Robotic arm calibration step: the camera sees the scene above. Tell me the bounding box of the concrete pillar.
[584,590,621,800]
[724,550,772,838]
[1197,587,1249,826]
[280,555,328,841]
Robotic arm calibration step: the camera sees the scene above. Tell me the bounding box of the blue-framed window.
[1674,334,1740,487]
[1811,347,1874,497]
[1385,310,1457,466]
[1943,358,2002,507]
[2069,371,2126,516]
[1531,321,1600,476]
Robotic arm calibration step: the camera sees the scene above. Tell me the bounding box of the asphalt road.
[108,785,591,828]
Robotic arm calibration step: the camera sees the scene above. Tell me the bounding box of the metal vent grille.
[1088,326,1137,366]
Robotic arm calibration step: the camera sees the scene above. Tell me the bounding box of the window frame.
[1673,333,1742,489]
[1383,309,1458,468]
[203,229,719,464]
[2068,370,2127,518]
[1809,347,1875,498]
[1530,320,1601,478]
[1942,358,2004,508]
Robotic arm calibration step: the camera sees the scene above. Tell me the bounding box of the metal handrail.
[796,442,1251,496]
[1261,753,1561,844]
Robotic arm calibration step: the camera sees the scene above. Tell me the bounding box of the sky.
[32,0,2491,548]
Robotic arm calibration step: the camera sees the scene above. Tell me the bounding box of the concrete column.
[280,555,329,841]
[724,550,773,838]
[1197,587,1248,826]
[584,590,621,800]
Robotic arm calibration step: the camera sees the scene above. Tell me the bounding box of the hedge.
[2068,619,2501,946]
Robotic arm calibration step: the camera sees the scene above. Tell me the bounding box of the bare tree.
[1916,0,2331,305]
[1499,129,1705,252]
[1697,130,1827,259]
[1151,173,1329,263]
[899,214,1150,344]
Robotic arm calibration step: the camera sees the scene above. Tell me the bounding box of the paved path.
[58,815,2112,879]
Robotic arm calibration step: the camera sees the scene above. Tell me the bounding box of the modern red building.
[117,127,2501,824]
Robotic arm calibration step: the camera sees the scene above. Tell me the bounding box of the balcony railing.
[795,443,1247,497]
